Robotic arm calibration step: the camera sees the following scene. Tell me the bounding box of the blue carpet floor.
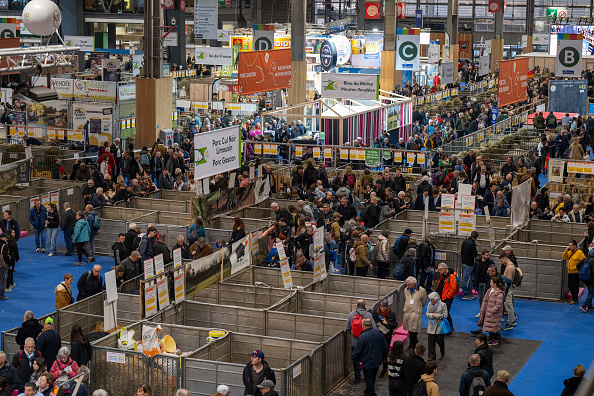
[0,229,114,333]
[2,225,594,395]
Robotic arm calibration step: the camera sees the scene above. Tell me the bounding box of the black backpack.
[411,379,429,396]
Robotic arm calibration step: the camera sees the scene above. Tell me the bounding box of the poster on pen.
[194,0,218,40]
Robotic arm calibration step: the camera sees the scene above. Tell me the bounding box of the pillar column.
[357,0,365,29]
[59,0,84,36]
[107,23,116,49]
[380,0,397,90]
[165,0,187,69]
[523,0,534,54]
[287,0,306,105]
[447,0,459,77]
[491,39,504,70]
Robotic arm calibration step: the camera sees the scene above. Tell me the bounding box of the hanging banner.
[415,9,423,28]
[280,258,293,289]
[173,248,182,268]
[238,49,292,95]
[511,179,531,229]
[230,236,250,274]
[157,276,170,310]
[320,73,379,100]
[194,0,218,40]
[313,228,324,251]
[365,2,381,19]
[65,35,94,51]
[101,59,121,82]
[479,55,490,76]
[193,126,241,180]
[440,62,454,85]
[174,268,185,303]
[143,258,155,280]
[485,212,496,250]
[251,231,261,255]
[313,253,322,283]
[154,253,165,275]
[72,103,114,146]
[194,47,234,66]
[458,213,476,236]
[439,193,456,234]
[556,34,583,77]
[144,282,157,317]
[428,45,439,63]
[365,149,381,166]
[396,28,420,71]
[253,24,275,51]
[276,241,287,261]
[497,58,528,107]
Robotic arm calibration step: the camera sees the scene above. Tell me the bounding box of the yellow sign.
[274,37,291,49]
[254,144,262,155]
[295,146,302,157]
[324,147,332,159]
[229,35,252,51]
[340,149,348,160]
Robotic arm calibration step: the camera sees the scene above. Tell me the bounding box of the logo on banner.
[195,147,208,165]
[460,41,469,51]
[365,2,381,19]
[399,41,418,61]
[488,0,500,12]
[397,3,406,18]
[559,46,579,68]
[254,36,273,50]
[324,80,337,90]
[320,40,337,71]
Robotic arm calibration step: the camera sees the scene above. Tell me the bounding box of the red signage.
[365,2,381,19]
[238,49,292,95]
[397,3,406,18]
[497,58,529,107]
[488,0,500,12]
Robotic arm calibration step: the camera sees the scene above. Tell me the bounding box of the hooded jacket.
[474,342,494,378]
[436,268,457,300]
[139,234,154,261]
[15,319,43,349]
[561,376,583,396]
[55,282,74,310]
[354,240,370,268]
[72,219,91,243]
[111,241,127,266]
[351,327,388,369]
[242,360,276,396]
[375,235,391,263]
[36,327,62,368]
[459,366,491,396]
[77,271,104,301]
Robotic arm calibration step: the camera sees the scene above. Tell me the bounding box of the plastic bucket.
[207,329,227,343]
[161,335,177,353]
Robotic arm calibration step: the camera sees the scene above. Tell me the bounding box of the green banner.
[365,149,381,167]
[382,149,392,160]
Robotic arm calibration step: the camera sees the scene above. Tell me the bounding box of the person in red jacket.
[435,262,458,332]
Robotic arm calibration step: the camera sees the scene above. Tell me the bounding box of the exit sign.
[547,7,568,18]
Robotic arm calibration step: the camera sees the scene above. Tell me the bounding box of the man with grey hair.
[91,187,110,207]
[13,338,41,392]
[0,350,18,389]
[61,202,76,256]
[459,353,491,396]
[174,235,191,260]
[92,390,109,396]
[124,222,140,256]
[403,276,427,354]
[271,202,293,226]
[346,300,377,384]
[175,389,189,396]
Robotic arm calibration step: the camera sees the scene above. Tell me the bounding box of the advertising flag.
[321,73,379,99]
[497,58,528,107]
[253,24,275,51]
[556,34,582,77]
[238,49,292,95]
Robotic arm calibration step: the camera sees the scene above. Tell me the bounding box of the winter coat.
[402,286,427,333]
[49,357,79,382]
[124,229,140,256]
[61,209,76,231]
[569,141,585,160]
[478,287,504,333]
[461,237,478,266]
[12,350,41,392]
[474,343,494,378]
[0,360,19,389]
[242,360,276,396]
[152,241,171,264]
[29,206,47,231]
[55,282,74,310]
[351,328,388,369]
[139,234,154,260]
[354,240,370,268]
[76,271,104,301]
[460,367,491,396]
[379,204,394,223]
[15,319,43,349]
[375,235,391,263]
[372,308,398,339]
[70,338,92,367]
[402,354,426,395]
[36,329,62,368]
[436,269,457,300]
[425,300,448,335]
[120,257,137,282]
[112,241,127,265]
[189,241,214,260]
[484,380,514,396]
[420,374,440,396]
[72,219,91,243]
[400,256,416,279]
[561,376,584,396]
[86,211,99,238]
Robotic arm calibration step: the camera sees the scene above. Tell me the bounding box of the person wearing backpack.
[576,252,594,313]
[76,265,103,302]
[139,146,151,169]
[345,300,376,384]
[459,354,491,396]
[412,361,439,396]
[85,205,100,263]
[393,229,412,260]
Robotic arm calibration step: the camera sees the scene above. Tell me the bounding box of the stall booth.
[261,96,413,146]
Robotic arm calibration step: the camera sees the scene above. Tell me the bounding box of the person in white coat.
[402,276,427,354]
[425,291,448,362]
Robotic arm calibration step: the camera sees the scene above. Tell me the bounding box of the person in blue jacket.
[85,205,99,262]
[72,211,91,266]
[459,354,491,396]
[351,317,388,396]
[29,199,47,253]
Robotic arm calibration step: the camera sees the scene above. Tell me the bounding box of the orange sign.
[238,49,292,95]
[497,58,529,107]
